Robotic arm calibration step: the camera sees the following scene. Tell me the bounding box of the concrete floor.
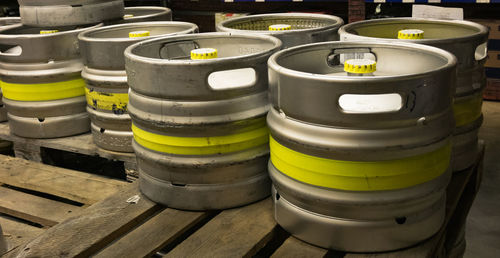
[464,100,500,258]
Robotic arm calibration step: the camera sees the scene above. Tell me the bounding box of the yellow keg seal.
[40,30,59,34]
[190,48,218,60]
[123,14,134,19]
[129,30,150,38]
[344,59,377,74]
[398,29,424,40]
[269,24,292,31]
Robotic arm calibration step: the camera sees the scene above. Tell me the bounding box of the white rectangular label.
[412,4,464,20]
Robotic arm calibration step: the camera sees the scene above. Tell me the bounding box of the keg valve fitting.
[344,59,376,76]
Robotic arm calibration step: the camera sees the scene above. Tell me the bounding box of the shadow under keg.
[78,21,198,152]
[125,32,282,210]
[267,41,457,252]
[339,18,489,172]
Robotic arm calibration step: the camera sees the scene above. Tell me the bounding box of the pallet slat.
[166,198,277,258]
[271,237,328,258]
[0,216,45,255]
[0,187,81,227]
[5,183,161,258]
[0,155,128,205]
[95,209,208,258]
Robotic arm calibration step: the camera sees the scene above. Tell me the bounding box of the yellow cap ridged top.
[190,48,218,60]
[123,14,134,19]
[398,29,424,40]
[40,30,59,34]
[269,24,292,31]
[344,59,377,74]
[129,30,150,38]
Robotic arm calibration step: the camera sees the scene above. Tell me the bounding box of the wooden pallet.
[484,78,500,101]
[4,142,484,258]
[0,154,128,256]
[0,122,138,181]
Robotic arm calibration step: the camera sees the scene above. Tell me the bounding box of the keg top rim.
[123,6,172,20]
[124,32,282,64]
[339,17,488,43]
[0,23,101,37]
[217,12,344,35]
[268,41,457,81]
[78,21,197,42]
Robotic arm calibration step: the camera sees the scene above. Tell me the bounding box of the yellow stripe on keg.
[132,120,269,155]
[0,78,85,101]
[85,87,129,113]
[453,94,483,127]
[270,137,451,191]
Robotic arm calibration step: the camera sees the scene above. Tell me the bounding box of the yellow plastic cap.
[269,24,292,31]
[40,30,59,34]
[398,29,424,40]
[129,30,150,38]
[191,48,218,60]
[123,14,134,19]
[344,59,377,74]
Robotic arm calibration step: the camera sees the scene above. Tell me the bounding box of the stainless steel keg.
[125,32,282,210]
[339,18,489,171]
[268,41,457,252]
[18,0,124,27]
[0,18,20,122]
[0,24,99,138]
[116,7,172,24]
[216,13,343,48]
[78,22,198,152]
[0,223,6,254]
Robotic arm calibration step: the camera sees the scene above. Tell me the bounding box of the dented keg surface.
[0,223,6,254]
[339,18,489,171]
[216,13,343,48]
[125,32,282,210]
[110,6,173,24]
[0,18,21,122]
[78,21,199,152]
[18,0,124,27]
[0,24,99,138]
[267,41,457,252]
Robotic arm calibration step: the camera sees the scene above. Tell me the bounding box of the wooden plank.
[0,122,136,164]
[272,236,328,258]
[166,198,277,258]
[6,183,162,258]
[0,187,82,227]
[0,216,45,255]
[0,155,128,205]
[95,209,209,258]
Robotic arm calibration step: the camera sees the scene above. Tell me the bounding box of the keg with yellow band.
[132,118,269,155]
[85,88,129,113]
[0,78,86,101]
[270,137,451,191]
[453,93,483,127]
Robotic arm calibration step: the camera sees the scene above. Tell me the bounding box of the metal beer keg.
[125,33,281,210]
[0,24,99,138]
[216,13,343,48]
[118,7,172,24]
[18,0,124,27]
[339,18,489,171]
[267,41,457,251]
[78,22,198,152]
[0,18,21,122]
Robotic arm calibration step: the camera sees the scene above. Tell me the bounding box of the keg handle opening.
[474,41,488,62]
[158,40,200,60]
[326,48,377,68]
[207,68,257,91]
[0,44,22,57]
[338,93,403,114]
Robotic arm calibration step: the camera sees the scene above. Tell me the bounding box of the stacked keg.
[0,223,6,255]
[18,0,124,27]
[217,13,344,48]
[0,17,20,27]
[117,7,172,24]
[0,1,126,138]
[339,18,489,171]
[78,21,198,152]
[267,41,457,251]
[125,33,281,210]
